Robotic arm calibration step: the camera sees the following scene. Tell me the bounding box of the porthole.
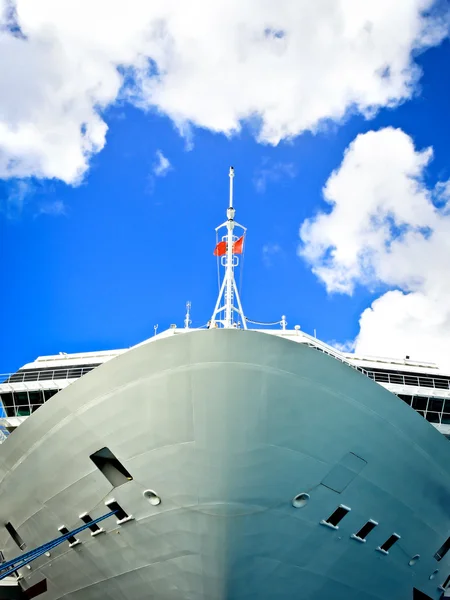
[409,554,420,566]
[429,569,439,580]
[143,489,161,506]
[292,493,310,508]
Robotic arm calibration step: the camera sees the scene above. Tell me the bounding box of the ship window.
[29,391,44,412]
[428,398,443,413]
[43,389,58,402]
[398,394,413,405]
[378,533,400,554]
[90,447,133,487]
[442,574,450,589]
[0,393,14,417]
[441,401,450,424]
[434,536,450,561]
[354,520,378,540]
[322,505,350,528]
[14,392,30,416]
[412,396,428,411]
[5,521,26,550]
[2,389,60,415]
[425,412,440,423]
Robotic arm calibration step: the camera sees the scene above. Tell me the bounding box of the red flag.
[213,240,227,256]
[233,235,244,254]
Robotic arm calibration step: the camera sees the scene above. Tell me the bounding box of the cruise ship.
[0,169,449,600]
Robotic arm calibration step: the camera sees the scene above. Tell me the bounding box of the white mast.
[210,167,247,329]
[184,301,191,329]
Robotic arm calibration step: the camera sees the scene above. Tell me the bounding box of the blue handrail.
[0,510,118,580]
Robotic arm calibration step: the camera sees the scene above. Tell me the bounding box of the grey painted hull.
[0,330,449,599]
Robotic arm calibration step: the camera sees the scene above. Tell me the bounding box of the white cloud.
[36,199,66,217]
[254,161,295,193]
[353,291,450,365]
[299,128,437,294]
[299,127,450,367]
[1,179,32,217]
[153,150,171,177]
[0,0,448,184]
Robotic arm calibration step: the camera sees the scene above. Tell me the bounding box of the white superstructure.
[2,325,449,440]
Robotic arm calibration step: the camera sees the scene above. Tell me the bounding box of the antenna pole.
[184,301,191,329]
[229,165,234,208]
[224,167,235,327]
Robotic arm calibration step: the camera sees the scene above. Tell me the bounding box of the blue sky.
[2,3,450,373]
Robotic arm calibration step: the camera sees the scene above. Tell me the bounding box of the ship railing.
[290,334,450,391]
[365,370,450,391]
[297,333,370,376]
[0,365,96,385]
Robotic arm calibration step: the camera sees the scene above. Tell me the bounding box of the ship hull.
[0,329,449,599]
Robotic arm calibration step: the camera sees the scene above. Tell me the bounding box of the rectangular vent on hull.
[435,537,450,562]
[441,574,450,591]
[377,533,401,554]
[351,519,378,542]
[105,499,133,525]
[79,513,104,536]
[320,505,351,530]
[58,526,80,547]
[90,447,133,487]
[5,522,26,550]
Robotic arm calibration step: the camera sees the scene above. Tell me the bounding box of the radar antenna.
[210,167,247,329]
